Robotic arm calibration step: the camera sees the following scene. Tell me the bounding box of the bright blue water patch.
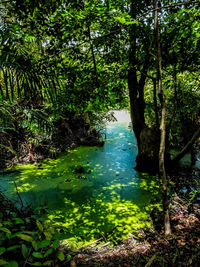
[0,114,160,245]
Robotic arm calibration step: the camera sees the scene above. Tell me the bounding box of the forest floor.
[66,167,200,267]
[69,194,200,267]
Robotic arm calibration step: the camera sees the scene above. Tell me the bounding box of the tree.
[128,0,200,172]
[1,0,199,171]
[153,0,171,235]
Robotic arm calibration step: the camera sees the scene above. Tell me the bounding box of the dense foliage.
[0,1,199,146]
[0,0,200,265]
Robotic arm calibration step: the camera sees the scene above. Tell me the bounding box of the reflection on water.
[0,110,161,245]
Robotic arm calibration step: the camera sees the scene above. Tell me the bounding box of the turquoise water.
[0,112,160,245]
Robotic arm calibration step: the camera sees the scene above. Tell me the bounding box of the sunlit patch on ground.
[0,111,161,245]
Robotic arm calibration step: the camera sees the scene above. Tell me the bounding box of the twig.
[145,253,158,267]
[83,237,103,248]
[98,242,111,248]
[23,247,32,267]
[83,226,119,248]
[14,181,24,208]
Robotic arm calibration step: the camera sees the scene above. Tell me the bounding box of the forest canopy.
[0,0,200,266]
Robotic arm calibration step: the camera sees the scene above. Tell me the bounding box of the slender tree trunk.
[9,69,14,101]
[16,73,21,98]
[88,26,98,85]
[153,0,171,235]
[3,68,9,100]
[153,78,159,127]
[0,82,4,99]
[168,64,178,131]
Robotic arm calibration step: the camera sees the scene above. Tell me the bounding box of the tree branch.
[140,0,199,18]
[171,128,200,164]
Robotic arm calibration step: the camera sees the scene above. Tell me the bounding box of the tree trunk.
[128,1,160,174]
[153,0,171,235]
[128,1,145,147]
[153,78,159,128]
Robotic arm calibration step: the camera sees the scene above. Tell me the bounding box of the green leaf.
[5,261,18,267]
[18,234,33,242]
[14,218,24,224]
[32,252,43,259]
[67,254,72,261]
[22,244,29,258]
[23,231,36,236]
[52,233,73,240]
[6,233,12,239]
[37,240,50,249]
[43,261,53,266]
[0,259,8,265]
[9,232,23,239]
[3,221,12,227]
[36,221,43,232]
[32,241,38,251]
[44,248,53,257]
[62,33,69,39]
[0,247,6,255]
[56,250,65,261]
[52,240,59,250]
[0,227,11,234]
[43,232,52,240]
[32,262,42,266]
[26,35,36,41]
[7,245,21,251]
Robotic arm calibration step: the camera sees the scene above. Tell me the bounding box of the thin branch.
[140,0,199,18]
[14,181,24,208]
[88,26,98,85]
[171,128,200,164]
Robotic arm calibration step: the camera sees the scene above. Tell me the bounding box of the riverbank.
[0,117,159,246]
[1,110,200,266]
[0,111,104,169]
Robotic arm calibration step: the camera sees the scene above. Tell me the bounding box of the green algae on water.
[0,112,161,246]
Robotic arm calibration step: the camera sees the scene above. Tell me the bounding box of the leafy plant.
[0,208,70,266]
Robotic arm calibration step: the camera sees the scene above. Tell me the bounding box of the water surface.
[0,111,160,244]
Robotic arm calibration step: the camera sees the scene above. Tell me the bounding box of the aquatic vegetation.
[0,120,161,246]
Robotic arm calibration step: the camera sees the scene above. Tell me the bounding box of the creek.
[0,110,161,245]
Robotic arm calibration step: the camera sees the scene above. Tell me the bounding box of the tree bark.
[153,77,159,127]
[153,0,171,235]
[128,1,145,148]
[168,64,178,132]
[128,1,161,174]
